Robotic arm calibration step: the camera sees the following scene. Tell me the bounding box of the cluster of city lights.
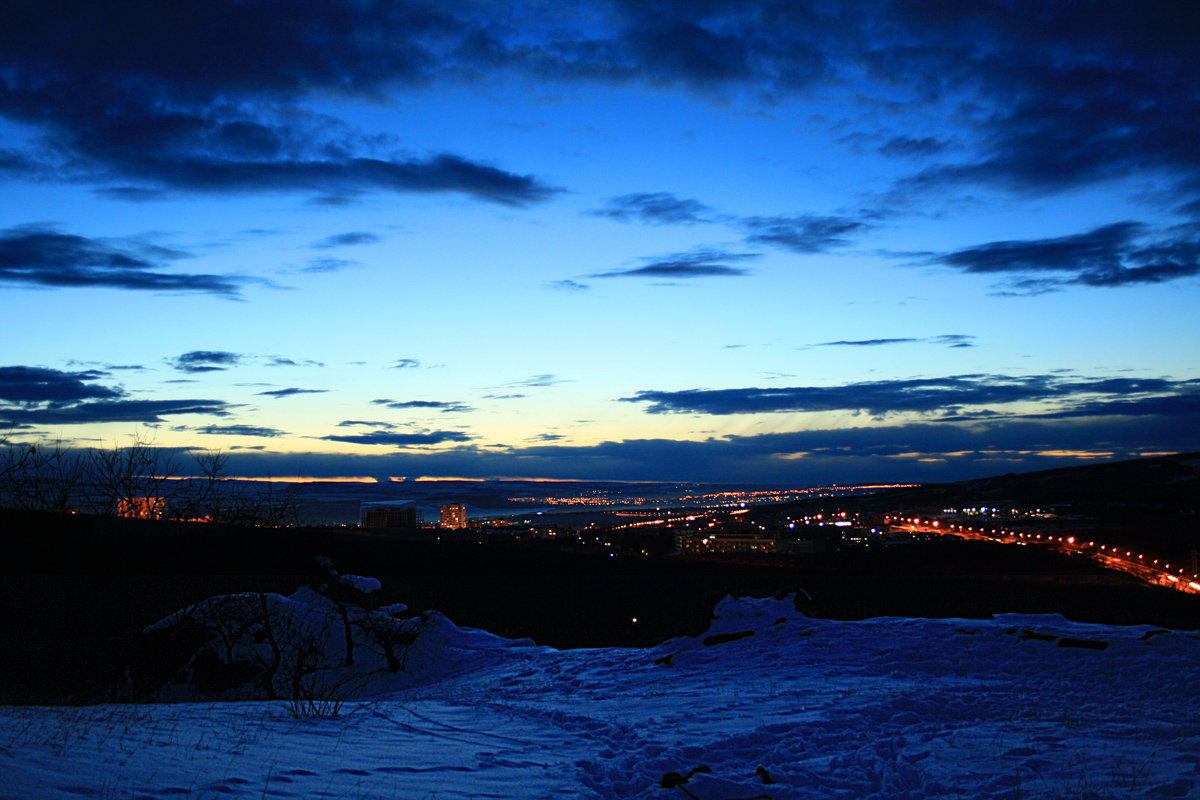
[506,483,919,511]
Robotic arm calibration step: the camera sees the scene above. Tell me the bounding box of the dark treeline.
[0,434,297,526]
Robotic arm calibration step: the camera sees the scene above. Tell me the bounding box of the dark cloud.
[932,222,1200,292]
[870,2,1200,202]
[4,1,1198,209]
[590,249,758,279]
[592,192,714,224]
[169,351,241,373]
[256,387,329,399]
[0,366,121,404]
[617,4,1200,205]
[1,398,232,426]
[739,215,867,253]
[622,373,1198,417]
[319,429,474,447]
[0,1,560,205]
[1015,392,1200,421]
[218,409,1200,485]
[391,359,421,369]
[193,424,286,437]
[110,154,558,206]
[337,420,396,429]
[312,231,381,249]
[0,225,248,297]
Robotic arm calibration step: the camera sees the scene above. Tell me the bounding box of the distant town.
[348,480,1200,597]
[5,446,1198,599]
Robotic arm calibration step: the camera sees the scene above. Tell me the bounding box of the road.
[892,519,1200,596]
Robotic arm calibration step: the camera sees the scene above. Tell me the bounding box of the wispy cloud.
[544,279,589,292]
[591,192,714,225]
[257,387,329,399]
[168,351,241,373]
[371,399,472,413]
[878,136,950,159]
[809,334,975,349]
[591,192,872,256]
[508,375,570,389]
[589,249,758,280]
[738,215,868,253]
[312,231,381,249]
[264,356,325,368]
[302,258,357,274]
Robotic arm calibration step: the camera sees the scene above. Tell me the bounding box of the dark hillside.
[3,507,1199,704]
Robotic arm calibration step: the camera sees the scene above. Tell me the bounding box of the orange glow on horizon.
[228,475,380,484]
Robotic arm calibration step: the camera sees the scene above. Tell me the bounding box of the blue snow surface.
[2,593,1199,800]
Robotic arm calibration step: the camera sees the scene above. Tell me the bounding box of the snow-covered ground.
[3,594,1199,799]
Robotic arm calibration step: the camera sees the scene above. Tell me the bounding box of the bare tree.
[84,432,180,517]
[1,431,299,527]
[0,437,87,513]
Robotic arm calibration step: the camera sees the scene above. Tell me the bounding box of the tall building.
[440,503,467,530]
[361,505,422,530]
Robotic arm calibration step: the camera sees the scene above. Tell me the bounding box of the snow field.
[2,595,1199,799]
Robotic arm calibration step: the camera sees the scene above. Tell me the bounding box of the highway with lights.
[892,517,1200,595]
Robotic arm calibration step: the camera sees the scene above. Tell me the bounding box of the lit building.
[117,497,167,520]
[440,503,467,530]
[675,530,777,554]
[361,505,422,530]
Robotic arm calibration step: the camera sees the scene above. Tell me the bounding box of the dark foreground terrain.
[3,508,1199,704]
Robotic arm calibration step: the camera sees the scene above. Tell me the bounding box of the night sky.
[2,0,1198,484]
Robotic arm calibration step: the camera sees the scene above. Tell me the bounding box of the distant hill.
[774,451,1200,558]
[868,451,1197,509]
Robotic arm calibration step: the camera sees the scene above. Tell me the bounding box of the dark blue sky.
[2,1,1198,483]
